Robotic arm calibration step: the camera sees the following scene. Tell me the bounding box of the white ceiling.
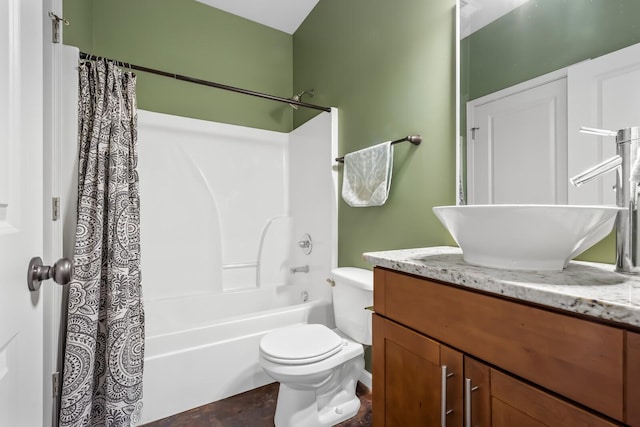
[196,0,319,34]
[196,0,527,39]
[460,0,530,38]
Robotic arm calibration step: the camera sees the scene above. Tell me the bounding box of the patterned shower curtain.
[59,58,144,427]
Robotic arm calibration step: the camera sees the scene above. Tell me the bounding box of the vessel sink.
[433,205,621,271]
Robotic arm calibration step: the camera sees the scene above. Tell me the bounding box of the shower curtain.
[59,58,144,427]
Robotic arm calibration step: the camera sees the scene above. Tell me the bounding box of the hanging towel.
[341,141,393,207]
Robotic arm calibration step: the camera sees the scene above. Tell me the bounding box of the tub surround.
[363,246,640,329]
[133,109,337,424]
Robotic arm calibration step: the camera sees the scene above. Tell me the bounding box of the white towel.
[341,141,393,207]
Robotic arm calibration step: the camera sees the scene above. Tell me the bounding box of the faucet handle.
[297,233,312,255]
[580,126,618,137]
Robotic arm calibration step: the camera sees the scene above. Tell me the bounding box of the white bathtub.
[139,293,334,424]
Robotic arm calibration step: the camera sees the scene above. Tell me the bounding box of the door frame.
[42,0,66,425]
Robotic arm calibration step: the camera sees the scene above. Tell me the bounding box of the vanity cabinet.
[372,267,638,426]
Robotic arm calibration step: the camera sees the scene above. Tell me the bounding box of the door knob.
[27,257,73,291]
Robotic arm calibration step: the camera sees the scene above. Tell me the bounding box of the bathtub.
[139,292,334,424]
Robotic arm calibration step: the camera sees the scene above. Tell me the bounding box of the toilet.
[259,267,373,427]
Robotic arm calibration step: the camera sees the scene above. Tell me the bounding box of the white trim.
[42,1,65,426]
[468,67,568,108]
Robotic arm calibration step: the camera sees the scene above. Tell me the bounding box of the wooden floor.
[141,382,372,427]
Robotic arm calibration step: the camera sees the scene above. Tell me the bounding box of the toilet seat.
[260,324,345,365]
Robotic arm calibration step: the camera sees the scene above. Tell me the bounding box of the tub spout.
[290,265,309,274]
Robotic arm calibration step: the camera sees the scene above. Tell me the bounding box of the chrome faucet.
[290,265,309,274]
[570,126,640,274]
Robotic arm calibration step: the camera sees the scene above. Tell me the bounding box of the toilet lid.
[260,324,344,365]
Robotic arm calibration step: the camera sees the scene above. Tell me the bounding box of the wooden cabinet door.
[465,356,621,427]
[373,314,462,426]
[490,369,621,427]
[626,331,640,426]
[464,356,491,427]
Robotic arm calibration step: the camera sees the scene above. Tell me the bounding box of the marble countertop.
[363,246,640,329]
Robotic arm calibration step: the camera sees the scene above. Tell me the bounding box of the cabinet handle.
[441,366,454,426]
[464,378,479,427]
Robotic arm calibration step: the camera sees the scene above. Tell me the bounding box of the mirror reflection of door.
[467,75,567,204]
[460,0,640,206]
[568,42,640,206]
[467,40,640,206]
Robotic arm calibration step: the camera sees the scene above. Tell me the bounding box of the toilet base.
[273,356,364,427]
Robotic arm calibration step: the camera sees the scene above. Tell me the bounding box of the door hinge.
[48,12,69,44]
[52,197,60,221]
[52,372,60,398]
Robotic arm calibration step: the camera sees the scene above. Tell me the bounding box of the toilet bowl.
[259,268,373,427]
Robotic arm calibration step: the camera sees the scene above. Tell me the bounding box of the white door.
[568,41,640,206]
[467,75,567,205]
[0,0,45,426]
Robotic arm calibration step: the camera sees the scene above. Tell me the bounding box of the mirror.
[458,0,640,205]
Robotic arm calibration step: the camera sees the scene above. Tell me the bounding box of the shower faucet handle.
[297,234,312,255]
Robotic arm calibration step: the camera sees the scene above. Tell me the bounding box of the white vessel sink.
[433,205,621,271]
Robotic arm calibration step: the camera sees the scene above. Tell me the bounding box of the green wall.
[462,0,640,102]
[294,0,458,269]
[64,0,630,267]
[64,0,294,132]
[63,0,93,51]
[461,0,640,264]
[64,0,459,268]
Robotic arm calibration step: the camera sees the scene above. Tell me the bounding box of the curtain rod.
[79,51,331,113]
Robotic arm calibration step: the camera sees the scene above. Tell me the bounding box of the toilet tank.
[331,267,374,345]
